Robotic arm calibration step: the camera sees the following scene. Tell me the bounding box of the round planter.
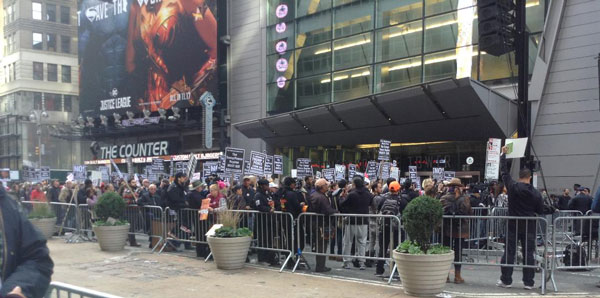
[93,224,130,252]
[29,217,56,239]
[393,250,454,297]
[207,236,252,270]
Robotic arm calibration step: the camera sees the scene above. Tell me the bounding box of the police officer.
[253,179,278,265]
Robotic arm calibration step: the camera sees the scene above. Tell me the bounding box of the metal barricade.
[45,281,121,298]
[434,215,552,294]
[161,207,209,253]
[49,202,78,233]
[295,213,402,283]
[122,205,165,251]
[78,204,93,235]
[552,216,600,274]
[468,207,491,245]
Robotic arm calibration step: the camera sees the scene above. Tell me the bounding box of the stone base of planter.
[207,236,252,270]
[30,218,57,239]
[393,250,454,296]
[93,224,130,252]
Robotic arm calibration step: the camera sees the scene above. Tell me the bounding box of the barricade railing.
[124,205,165,252]
[161,207,207,252]
[295,213,402,284]
[428,215,552,294]
[45,281,121,298]
[20,201,78,235]
[551,215,600,270]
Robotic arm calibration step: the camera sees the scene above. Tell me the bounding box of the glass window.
[425,0,475,16]
[333,66,372,102]
[376,20,422,62]
[32,2,42,20]
[479,51,515,82]
[297,10,332,47]
[333,0,374,38]
[47,34,57,51]
[297,74,331,108]
[297,0,331,17]
[44,93,61,111]
[424,7,477,53]
[61,65,71,83]
[64,95,72,112]
[267,81,295,115]
[377,0,423,28]
[60,6,70,24]
[47,64,57,81]
[296,43,332,78]
[267,52,294,83]
[33,62,43,80]
[267,0,295,26]
[333,32,372,70]
[376,57,422,92]
[46,4,56,22]
[423,46,477,82]
[267,21,295,54]
[32,32,43,50]
[61,35,71,53]
[33,92,42,109]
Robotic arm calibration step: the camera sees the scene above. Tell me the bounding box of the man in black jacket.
[137,184,163,248]
[166,173,189,250]
[340,176,373,270]
[558,188,571,210]
[47,180,61,203]
[0,187,53,298]
[497,146,544,290]
[309,178,338,272]
[253,179,278,265]
[241,176,256,209]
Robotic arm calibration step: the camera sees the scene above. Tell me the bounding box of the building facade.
[0,0,83,174]
[228,0,600,192]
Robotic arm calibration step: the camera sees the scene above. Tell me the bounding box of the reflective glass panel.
[376,20,422,62]
[297,74,332,108]
[333,66,372,102]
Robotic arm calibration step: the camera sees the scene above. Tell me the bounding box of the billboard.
[78,0,218,116]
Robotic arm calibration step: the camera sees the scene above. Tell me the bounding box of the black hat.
[257,179,270,186]
[84,179,92,186]
[175,172,187,179]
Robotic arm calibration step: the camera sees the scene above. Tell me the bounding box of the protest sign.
[273,155,284,175]
[224,147,245,173]
[485,138,502,181]
[378,139,391,161]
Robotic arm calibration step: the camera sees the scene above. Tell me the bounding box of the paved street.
[48,237,600,298]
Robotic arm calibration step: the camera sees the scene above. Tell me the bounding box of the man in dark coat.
[497,146,544,289]
[47,180,61,203]
[340,176,373,269]
[253,179,278,265]
[309,178,338,272]
[558,188,571,210]
[0,187,54,298]
[241,176,256,209]
[166,172,190,250]
[137,184,163,248]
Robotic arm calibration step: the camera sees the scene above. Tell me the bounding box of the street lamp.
[29,109,49,167]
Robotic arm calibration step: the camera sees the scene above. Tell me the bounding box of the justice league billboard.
[78,0,218,116]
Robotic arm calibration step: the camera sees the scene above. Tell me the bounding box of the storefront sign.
[100,141,169,159]
[485,138,502,181]
[378,139,391,161]
[273,155,284,175]
[224,147,245,174]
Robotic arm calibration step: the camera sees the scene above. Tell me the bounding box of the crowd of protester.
[6,151,600,289]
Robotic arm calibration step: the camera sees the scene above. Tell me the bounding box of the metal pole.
[37,122,42,167]
[516,0,530,170]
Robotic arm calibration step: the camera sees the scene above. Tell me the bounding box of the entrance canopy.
[234,78,517,147]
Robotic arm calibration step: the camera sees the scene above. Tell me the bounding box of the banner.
[224,147,245,173]
[378,139,391,161]
[273,155,284,175]
[334,164,346,181]
[485,138,502,181]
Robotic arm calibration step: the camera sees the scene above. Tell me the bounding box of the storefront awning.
[234,78,517,147]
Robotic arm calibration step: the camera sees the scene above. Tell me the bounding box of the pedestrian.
[227,185,246,210]
[0,187,54,298]
[401,179,418,202]
[241,176,256,209]
[253,179,279,265]
[568,186,593,235]
[497,146,544,290]
[367,180,383,266]
[138,184,163,248]
[136,179,151,198]
[30,183,47,202]
[187,181,207,210]
[166,172,190,250]
[304,176,315,195]
[440,178,472,284]
[375,181,407,276]
[340,176,373,270]
[309,178,338,272]
[47,179,61,203]
[328,179,347,261]
[207,183,227,212]
[558,188,571,210]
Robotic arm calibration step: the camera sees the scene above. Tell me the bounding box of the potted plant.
[207,207,253,270]
[92,191,130,251]
[28,203,56,239]
[393,196,453,296]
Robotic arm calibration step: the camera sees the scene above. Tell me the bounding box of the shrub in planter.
[394,196,453,296]
[93,192,130,251]
[207,202,253,270]
[28,203,56,239]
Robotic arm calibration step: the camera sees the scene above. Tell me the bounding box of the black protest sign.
[444,171,455,180]
[378,139,391,161]
[273,155,284,175]
[224,147,245,173]
[126,157,133,176]
[433,167,445,181]
[348,164,357,180]
[202,161,219,179]
[186,153,198,178]
[73,165,87,181]
[218,155,226,173]
[380,162,390,180]
[323,168,335,182]
[248,151,266,176]
[335,164,346,181]
[40,166,50,180]
[366,161,378,179]
[264,155,274,176]
[296,158,312,178]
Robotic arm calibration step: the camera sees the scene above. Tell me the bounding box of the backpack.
[563,244,587,270]
[442,194,467,215]
[379,194,406,229]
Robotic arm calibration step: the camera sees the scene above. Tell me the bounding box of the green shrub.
[93,191,127,225]
[27,203,55,219]
[397,240,451,255]
[214,227,252,238]
[400,195,445,253]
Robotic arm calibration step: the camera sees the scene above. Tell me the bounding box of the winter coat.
[186,190,206,210]
[166,182,187,210]
[568,193,592,215]
[0,188,54,298]
[441,193,472,239]
[138,191,163,208]
[592,186,600,213]
[58,187,72,203]
[242,185,256,208]
[558,195,571,210]
[47,186,61,202]
[340,186,373,225]
[253,189,273,213]
[280,187,302,218]
[500,155,544,217]
[30,189,46,202]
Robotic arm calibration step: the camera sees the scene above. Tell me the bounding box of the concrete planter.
[93,224,130,252]
[29,218,56,239]
[207,236,252,270]
[393,250,454,297]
